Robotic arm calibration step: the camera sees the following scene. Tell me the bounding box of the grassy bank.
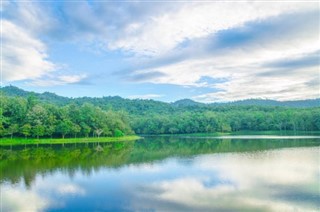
[0,135,141,146]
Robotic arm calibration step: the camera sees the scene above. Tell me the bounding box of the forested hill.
[1,85,320,137]
[1,85,319,108]
[1,85,71,105]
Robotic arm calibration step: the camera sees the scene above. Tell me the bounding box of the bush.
[114,129,124,137]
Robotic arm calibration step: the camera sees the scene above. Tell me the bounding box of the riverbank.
[0,135,141,146]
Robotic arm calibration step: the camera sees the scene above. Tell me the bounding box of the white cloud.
[3,1,319,100]
[109,2,316,56]
[128,94,163,100]
[12,1,315,57]
[127,9,319,102]
[11,2,56,35]
[2,2,87,86]
[29,74,87,87]
[2,20,56,81]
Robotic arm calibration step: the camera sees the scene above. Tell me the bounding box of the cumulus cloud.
[105,1,316,56]
[2,2,88,86]
[2,20,55,81]
[4,1,56,36]
[8,1,315,55]
[127,10,319,101]
[3,1,319,100]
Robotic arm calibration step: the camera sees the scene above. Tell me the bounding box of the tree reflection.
[1,137,319,188]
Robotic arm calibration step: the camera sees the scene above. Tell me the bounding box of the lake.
[1,136,319,211]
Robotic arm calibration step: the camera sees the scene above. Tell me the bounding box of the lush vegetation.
[1,86,319,140]
[0,94,134,140]
[131,107,320,134]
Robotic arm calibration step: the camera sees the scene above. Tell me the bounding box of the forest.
[0,86,319,139]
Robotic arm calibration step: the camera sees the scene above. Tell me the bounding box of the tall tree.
[32,125,45,139]
[7,124,19,139]
[20,124,31,138]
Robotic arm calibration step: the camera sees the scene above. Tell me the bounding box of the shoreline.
[1,131,320,146]
[0,135,141,146]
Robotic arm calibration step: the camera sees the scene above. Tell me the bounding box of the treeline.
[0,95,133,139]
[131,107,320,134]
[1,91,320,139]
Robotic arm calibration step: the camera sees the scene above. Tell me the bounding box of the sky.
[1,0,319,102]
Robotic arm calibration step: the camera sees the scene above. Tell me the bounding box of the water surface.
[1,136,319,211]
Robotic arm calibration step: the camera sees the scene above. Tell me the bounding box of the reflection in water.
[133,148,319,211]
[1,137,319,211]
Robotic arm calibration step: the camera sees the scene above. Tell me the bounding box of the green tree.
[20,124,32,138]
[7,124,19,139]
[102,126,112,137]
[0,123,5,137]
[27,95,38,109]
[27,105,48,126]
[56,120,73,139]
[46,125,55,138]
[32,125,45,139]
[71,124,81,138]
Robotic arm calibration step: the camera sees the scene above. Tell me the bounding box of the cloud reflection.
[2,177,86,212]
[1,146,319,211]
[56,184,86,196]
[131,148,320,211]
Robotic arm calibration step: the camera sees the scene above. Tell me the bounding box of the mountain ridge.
[1,85,319,108]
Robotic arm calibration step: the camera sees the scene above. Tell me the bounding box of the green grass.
[0,135,141,146]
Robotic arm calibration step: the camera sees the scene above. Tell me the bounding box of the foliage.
[114,129,124,137]
[0,94,134,139]
[0,87,320,139]
[20,124,31,138]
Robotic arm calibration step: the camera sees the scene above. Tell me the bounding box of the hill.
[1,85,71,105]
[1,85,319,109]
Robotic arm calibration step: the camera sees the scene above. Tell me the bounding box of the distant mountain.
[1,85,34,97]
[1,85,71,105]
[1,85,319,108]
[173,98,320,108]
[172,99,204,107]
[221,99,320,108]
[0,86,172,114]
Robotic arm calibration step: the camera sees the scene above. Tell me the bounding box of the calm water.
[1,136,319,211]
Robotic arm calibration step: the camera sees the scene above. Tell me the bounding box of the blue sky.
[2,1,319,102]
